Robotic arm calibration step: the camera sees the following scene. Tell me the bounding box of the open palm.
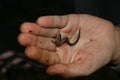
[18,14,116,78]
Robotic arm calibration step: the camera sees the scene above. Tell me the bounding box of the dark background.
[75,0,120,25]
[0,0,75,52]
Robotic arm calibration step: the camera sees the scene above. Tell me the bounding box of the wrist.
[112,26,120,64]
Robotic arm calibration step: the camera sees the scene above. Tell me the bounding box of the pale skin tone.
[18,14,120,78]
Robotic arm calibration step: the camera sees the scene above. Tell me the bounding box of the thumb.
[46,63,92,78]
[46,64,69,78]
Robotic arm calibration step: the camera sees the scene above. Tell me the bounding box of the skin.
[18,14,120,78]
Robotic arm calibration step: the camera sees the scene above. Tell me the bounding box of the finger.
[36,15,69,29]
[25,46,60,65]
[20,22,59,37]
[18,33,56,51]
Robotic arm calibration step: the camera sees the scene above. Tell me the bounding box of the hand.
[18,14,116,78]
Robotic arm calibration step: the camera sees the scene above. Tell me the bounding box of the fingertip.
[17,33,31,46]
[20,22,38,34]
[25,46,40,60]
[36,16,54,28]
[17,33,26,46]
[20,22,31,32]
